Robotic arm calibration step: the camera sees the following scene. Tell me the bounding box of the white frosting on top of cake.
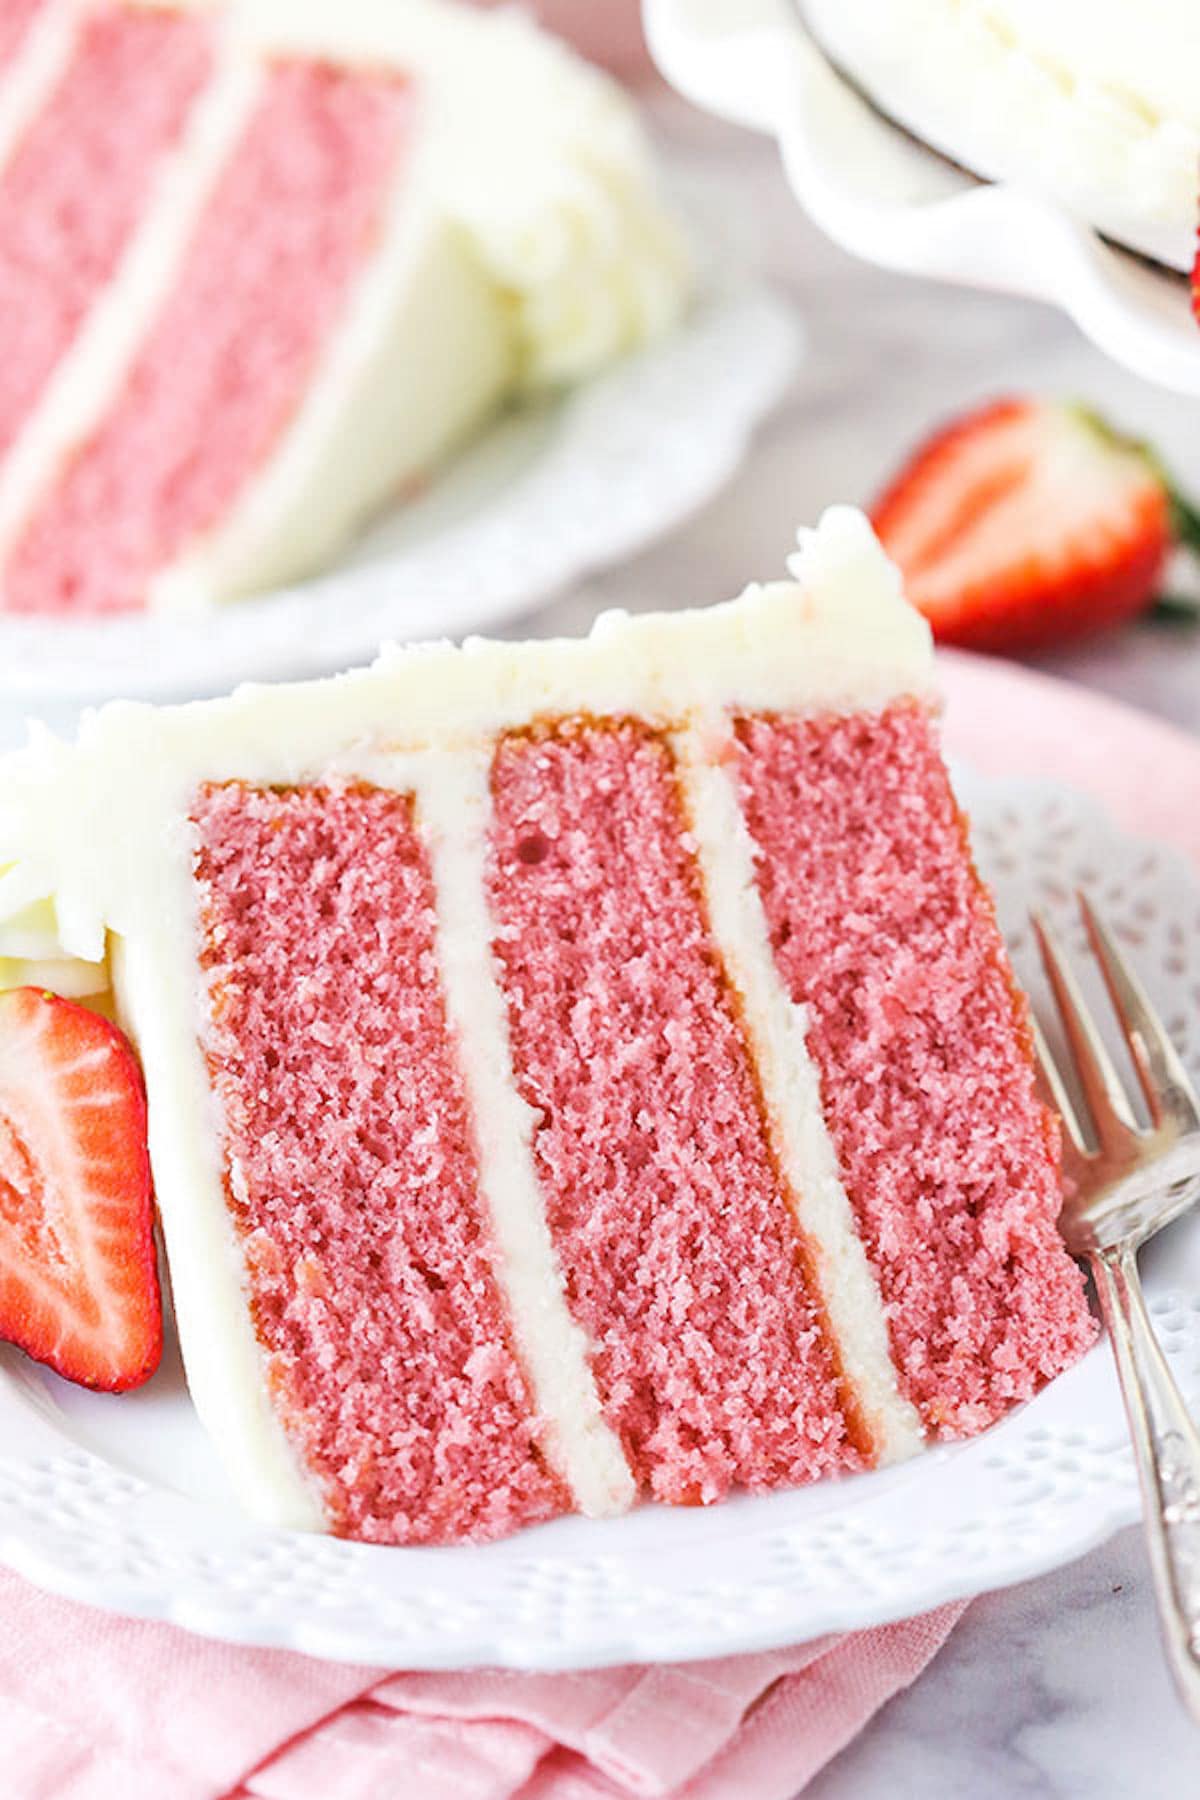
[804,0,1200,270]
[0,508,935,1531]
[0,508,934,965]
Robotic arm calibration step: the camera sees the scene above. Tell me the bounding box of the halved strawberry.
[0,988,160,1391]
[870,397,1193,653]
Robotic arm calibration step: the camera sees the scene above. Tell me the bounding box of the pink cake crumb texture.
[192,782,566,1545]
[0,0,46,68]
[488,719,868,1508]
[0,6,212,464]
[736,702,1097,1437]
[8,59,412,615]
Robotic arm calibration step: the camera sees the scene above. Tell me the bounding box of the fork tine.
[1029,1012,1092,1184]
[1031,909,1139,1149]
[1077,893,1200,1133]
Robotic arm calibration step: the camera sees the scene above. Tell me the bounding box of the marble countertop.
[2,88,1197,1793]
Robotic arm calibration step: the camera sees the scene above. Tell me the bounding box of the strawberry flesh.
[0,987,160,1391]
[871,397,1172,653]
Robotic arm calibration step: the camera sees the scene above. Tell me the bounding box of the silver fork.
[1032,895,1200,1720]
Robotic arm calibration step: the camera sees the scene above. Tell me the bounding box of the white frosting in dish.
[972,0,1200,130]
[0,508,935,1532]
[0,0,689,613]
[804,0,1200,270]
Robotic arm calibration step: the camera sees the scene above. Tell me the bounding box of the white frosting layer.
[147,192,512,615]
[0,38,262,573]
[0,0,688,612]
[0,0,77,172]
[412,750,637,1518]
[805,0,1200,270]
[0,509,936,1532]
[115,894,326,1530]
[674,724,925,1464]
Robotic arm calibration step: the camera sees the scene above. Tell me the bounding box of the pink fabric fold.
[5,651,1189,1799]
[0,1560,962,1800]
[940,650,1200,863]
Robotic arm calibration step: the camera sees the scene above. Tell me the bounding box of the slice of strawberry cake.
[0,0,687,617]
[0,509,1096,1543]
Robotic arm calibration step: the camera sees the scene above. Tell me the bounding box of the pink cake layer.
[0,6,211,464]
[8,59,412,615]
[192,782,566,1545]
[487,720,868,1507]
[736,702,1097,1436]
[0,0,46,68]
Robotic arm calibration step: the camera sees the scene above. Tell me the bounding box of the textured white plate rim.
[2,766,1200,1669]
[0,262,802,704]
[0,1417,1143,1671]
[645,0,1200,399]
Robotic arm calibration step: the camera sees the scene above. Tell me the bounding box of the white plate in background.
[646,0,1200,399]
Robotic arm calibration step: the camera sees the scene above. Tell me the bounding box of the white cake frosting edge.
[0,508,938,1531]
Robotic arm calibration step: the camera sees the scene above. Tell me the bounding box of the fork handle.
[1091,1244,1200,1719]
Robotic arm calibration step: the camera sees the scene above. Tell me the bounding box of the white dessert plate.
[0,269,799,705]
[645,0,1200,398]
[2,766,1199,1670]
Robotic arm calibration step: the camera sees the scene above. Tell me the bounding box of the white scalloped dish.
[645,0,1200,398]
[2,766,1198,1671]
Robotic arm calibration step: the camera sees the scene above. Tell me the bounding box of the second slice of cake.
[0,508,1096,1542]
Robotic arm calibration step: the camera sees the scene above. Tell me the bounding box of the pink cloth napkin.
[0,1564,962,1800]
[940,650,1200,860]
[7,652,1195,1800]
